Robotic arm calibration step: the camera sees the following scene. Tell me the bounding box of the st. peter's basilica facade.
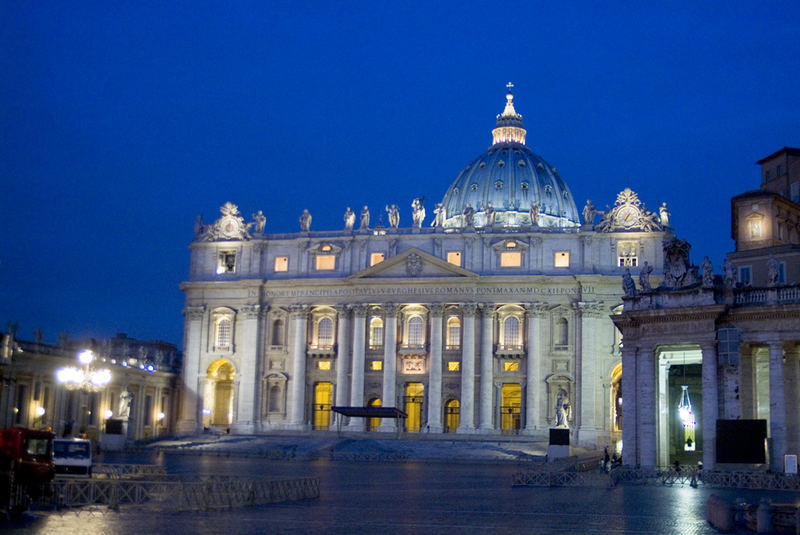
[177,88,674,448]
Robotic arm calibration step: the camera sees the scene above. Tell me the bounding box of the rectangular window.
[500,251,521,267]
[791,182,799,203]
[144,395,152,426]
[315,254,336,271]
[370,361,382,371]
[504,362,519,372]
[554,251,570,267]
[739,266,752,285]
[274,256,289,272]
[217,251,236,274]
[748,220,762,239]
[447,361,460,372]
[370,252,385,266]
[318,361,331,371]
[779,262,786,284]
[447,251,462,267]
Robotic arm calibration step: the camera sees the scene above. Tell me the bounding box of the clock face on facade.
[220,216,240,238]
[617,205,638,227]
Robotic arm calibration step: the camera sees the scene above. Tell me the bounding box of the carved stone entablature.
[595,188,663,233]
[183,305,206,320]
[660,239,700,290]
[200,202,252,242]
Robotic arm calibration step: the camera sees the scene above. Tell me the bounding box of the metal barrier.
[44,476,319,511]
[91,463,168,479]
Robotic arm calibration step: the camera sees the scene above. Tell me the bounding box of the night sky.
[2,3,799,348]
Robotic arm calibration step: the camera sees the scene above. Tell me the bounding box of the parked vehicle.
[53,438,92,477]
[0,428,55,517]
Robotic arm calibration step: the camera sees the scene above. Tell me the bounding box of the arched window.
[446,316,461,349]
[215,317,232,351]
[272,319,285,346]
[318,317,333,348]
[369,317,384,349]
[503,317,520,348]
[408,316,424,346]
[556,318,568,347]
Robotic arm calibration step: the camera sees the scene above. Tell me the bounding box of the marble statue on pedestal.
[386,204,400,228]
[701,257,714,288]
[767,255,780,287]
[659,202,670,227]
[485,203,496,227]
[411,198,425,228]
[431,203,446,228]
[582,200,596,226]
[529,202,539,226]
[299,209,312,232]
[252,210,266,233]
[555,390,570,428]
[639,261,653,292]
[622,268,636,297]
[462,204,475,228]
[119,390,133,420]
[360,206,370,230]
[344,207,355,231]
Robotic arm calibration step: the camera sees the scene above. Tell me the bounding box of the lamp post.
[56,349,112,436]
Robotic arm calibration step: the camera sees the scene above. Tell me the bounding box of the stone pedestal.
[547,427,571,462]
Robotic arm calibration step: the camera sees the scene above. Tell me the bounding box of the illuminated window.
[748,219,762,239]
[317,317,333,347]
[446,317,461,349]
[318,361,331,370]
[503,317,520,347]
[447,251,462,267]
[448,361,460,371]
[408,316,424,346]
[321,244,332,252]
[217,251,236,274]
[316,254,336,270]
[504,362,519,372]
[501,251,521,267]
[215,317,232,351]
[369,317,384,349]
[370,252,385,266]
[554,251,570,267]
[371,360,383,371]
[274,256,289,272]
[507,241,516,248]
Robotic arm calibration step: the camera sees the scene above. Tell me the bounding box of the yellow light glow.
[504,362,519,372]
[555,251,570,267]
[447,251,462,266]
[316,254,335,270]
[274,256,289,272]
[501,252,521,267]
[448,361,460,371]
[370,252,385,266]
[318,361,331,370]
[371,361,382,371]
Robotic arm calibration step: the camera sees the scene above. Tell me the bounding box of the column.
[524,305,543,433]
[287,305,308,429]
[620,344,638,466]
[637,345,656,469]
[478,304,495,432]
[657,359,670,467]
[701,341,719,470]
[232,304,262,433]
[427,304,444,433]
[334,305,350,408]
[785,345,800,458]
[577,305,598,446]
[347,304,367,430]
[378,305,398,432]
[178,305,204,433]
[457,304,476,433]
[768,341,787,471]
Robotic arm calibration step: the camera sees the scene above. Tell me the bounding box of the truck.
[0,428,55,517]
[53,438,92,477]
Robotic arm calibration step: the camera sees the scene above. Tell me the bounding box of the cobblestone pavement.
[3,448,799,534]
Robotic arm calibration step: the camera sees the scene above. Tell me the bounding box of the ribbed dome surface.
[439,87,580,228]
[440,143,580,228]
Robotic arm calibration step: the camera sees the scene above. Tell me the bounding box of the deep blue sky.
[2,3,799,348]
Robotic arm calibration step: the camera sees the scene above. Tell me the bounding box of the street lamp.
[56,349,112,391]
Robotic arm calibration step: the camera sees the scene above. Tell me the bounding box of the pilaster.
[287,305,309,429]
[334,305,350,412]
[427,303,444,433]
[621,345,638,466]
[347,304,367,430]
[378,304,398,432]
[523,304,545,433]
[178,305,205,433]
[701,341,719,470]
[457,303,477,433]
[768,341,787,471]
[478,304,495,433]
[231,304,262,434]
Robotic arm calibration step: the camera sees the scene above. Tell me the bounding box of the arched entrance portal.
[404,383,424,433]
[205,360,235,429]
[610,363,622,449]
[445,399,460,433]
[367,398,381,432]
[313,382,332,430]
[656,347,703,467]
[500,384,521,434]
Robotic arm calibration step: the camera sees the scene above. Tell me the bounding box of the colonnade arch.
[204,359,235,428]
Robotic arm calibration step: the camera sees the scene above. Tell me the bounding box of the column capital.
[183,305,206,320]
[479,303,496,318]
[460,303,478,317]
[334,304,348,314]
[383,303,399,317]
[240,304,262,319]
[524,303,551,318]
[428,303,445,316]
[348,303,369,317]
[288,304,308,319]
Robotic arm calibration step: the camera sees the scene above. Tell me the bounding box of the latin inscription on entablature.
[640,320,716,338]
[262,286,595,299]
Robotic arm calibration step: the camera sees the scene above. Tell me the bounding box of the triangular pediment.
[348,248,478,280]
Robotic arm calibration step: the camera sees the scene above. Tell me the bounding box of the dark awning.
[332,406,407,419]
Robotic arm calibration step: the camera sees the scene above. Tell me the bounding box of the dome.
[439,86,580,228]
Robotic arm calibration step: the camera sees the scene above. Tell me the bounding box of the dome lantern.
[491,82,527,146]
